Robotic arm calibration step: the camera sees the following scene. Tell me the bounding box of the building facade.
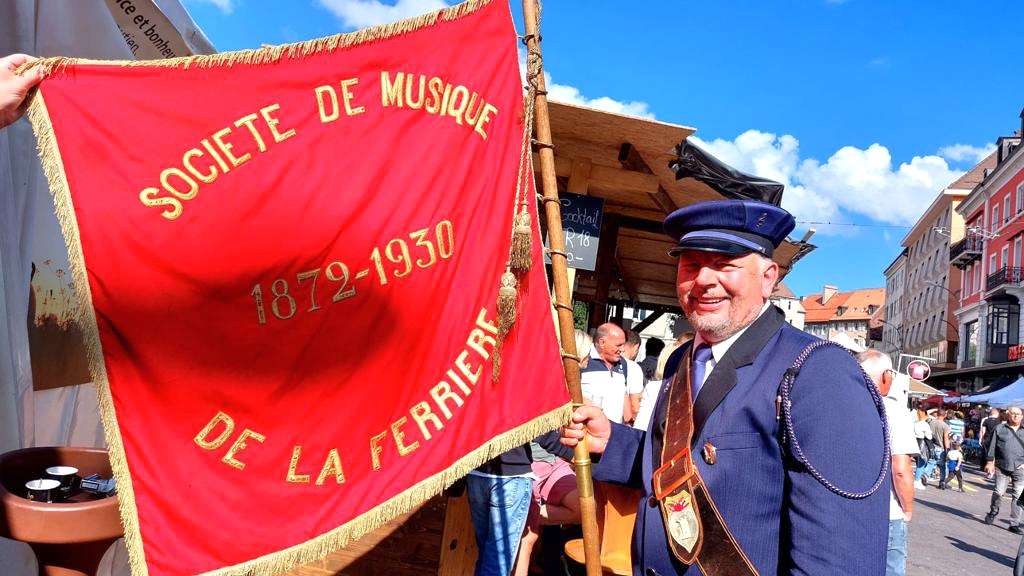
[801,285,885,349]
[951,118,1024,390]
[897,186,970,373]
[771,282,806,330]
[881,249,908,357]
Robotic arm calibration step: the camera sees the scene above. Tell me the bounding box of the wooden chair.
[564,482,640,575]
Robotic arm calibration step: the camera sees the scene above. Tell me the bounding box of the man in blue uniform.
[561,199,889,575]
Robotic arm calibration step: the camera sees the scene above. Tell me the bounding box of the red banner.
[26,1,569,574]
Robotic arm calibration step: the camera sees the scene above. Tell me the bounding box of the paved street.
[909,463,1020,575]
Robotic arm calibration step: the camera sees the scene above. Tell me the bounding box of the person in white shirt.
[913,408,936,488]
[631,377,661,432]
[944,441,965,492]
[580,323,643,424]
[623,329,645,420]
[858,349,918,576]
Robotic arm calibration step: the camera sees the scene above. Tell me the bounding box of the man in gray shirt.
[985,406,1024,532]
[929,410,952,489]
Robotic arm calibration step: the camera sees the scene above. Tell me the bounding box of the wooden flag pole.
[520,2,603,576]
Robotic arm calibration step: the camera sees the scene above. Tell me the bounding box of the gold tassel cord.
[509,211,533,272]
[492,8,544,374]
[507,36,544,276]
[493,271,519,380]
[497,271,519,338]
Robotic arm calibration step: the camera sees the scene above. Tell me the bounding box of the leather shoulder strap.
[655,347,759,575]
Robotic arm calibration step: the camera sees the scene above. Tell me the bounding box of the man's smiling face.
[676,250,778,343]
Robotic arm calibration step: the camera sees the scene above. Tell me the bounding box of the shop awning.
[909,379,945,398]
[962,376,1024,404]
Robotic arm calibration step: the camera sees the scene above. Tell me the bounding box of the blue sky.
[183,0,1024,297]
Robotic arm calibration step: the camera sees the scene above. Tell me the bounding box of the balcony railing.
[950,236,984,268]
[987,266,1024,291]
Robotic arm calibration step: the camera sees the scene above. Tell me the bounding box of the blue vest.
[592,306,889,575]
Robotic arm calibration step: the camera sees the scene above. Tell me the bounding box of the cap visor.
[668,238,754,257]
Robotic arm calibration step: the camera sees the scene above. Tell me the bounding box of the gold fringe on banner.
[202,404,571,576]
[27,93,151,576]
[22,0,570,575]
[20,0,495,76]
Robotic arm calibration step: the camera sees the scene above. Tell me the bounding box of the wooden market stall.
[539,100,813,331]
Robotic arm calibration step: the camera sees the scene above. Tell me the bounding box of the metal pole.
[520,1,602,575]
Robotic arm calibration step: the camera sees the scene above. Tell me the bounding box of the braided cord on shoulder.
[779,340,891,499]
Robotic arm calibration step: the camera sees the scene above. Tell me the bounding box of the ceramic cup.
[46,465,80,497]
[25,478,61,502]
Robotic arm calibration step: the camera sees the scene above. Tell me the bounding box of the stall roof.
[909,379,945,398]
[540,100,814,312]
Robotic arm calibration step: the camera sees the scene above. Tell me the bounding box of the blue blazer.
[592,306,888,576]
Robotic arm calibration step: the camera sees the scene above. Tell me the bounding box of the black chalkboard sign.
[545,192,604,271]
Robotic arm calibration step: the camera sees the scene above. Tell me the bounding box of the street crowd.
[473,321,1024,576]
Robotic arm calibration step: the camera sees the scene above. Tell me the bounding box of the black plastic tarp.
[669,139,785,206]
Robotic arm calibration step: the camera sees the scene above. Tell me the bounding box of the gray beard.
[690,315,741,342]
[688,305,763,343]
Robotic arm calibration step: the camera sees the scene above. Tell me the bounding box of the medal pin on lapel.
[702,441,717,465]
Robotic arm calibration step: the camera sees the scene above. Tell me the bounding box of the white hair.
[856,349,893,382]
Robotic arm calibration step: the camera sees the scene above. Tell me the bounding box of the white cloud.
[316,0,449,29]
[692,130,967,233]
[938,143,996,164]
[186,0,235,14]
[798,144,961,225]
[693,131,837,225]
[515,50,655,119]
[545,73,654,119]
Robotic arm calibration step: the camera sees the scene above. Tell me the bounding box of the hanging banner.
[25,1,569,574]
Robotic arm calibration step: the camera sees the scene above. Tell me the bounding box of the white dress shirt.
[691,301,772,393]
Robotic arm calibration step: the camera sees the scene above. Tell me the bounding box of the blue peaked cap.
[664,200,795,258]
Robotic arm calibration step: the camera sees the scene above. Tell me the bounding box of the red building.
[950,111,1024,389]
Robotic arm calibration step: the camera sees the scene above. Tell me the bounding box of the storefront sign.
[1009,344,1024,361]
[545,192,604,271]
